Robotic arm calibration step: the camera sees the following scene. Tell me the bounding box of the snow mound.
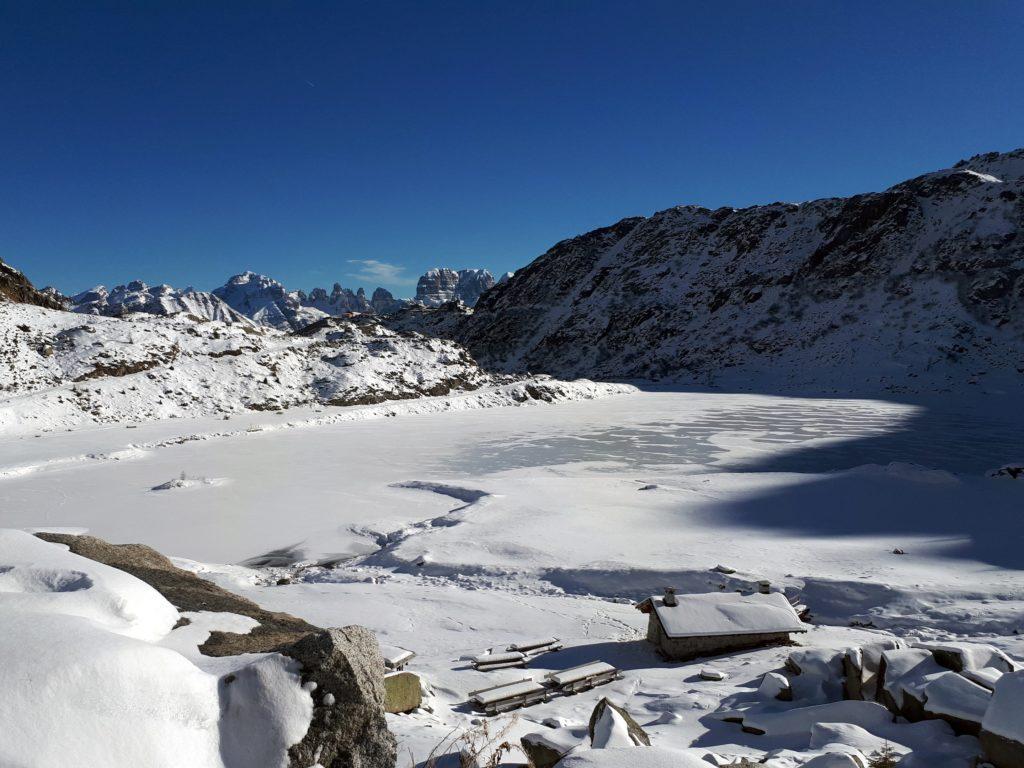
[0,529,177,641]
[558,747,713,768]
[983,670,1024,742]
[151,473,222,491]
[0,530,313,768]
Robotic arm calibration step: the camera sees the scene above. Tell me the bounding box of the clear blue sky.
[2,1,1022,297]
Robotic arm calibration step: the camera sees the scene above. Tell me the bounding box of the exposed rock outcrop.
[0,258,66,310]
[286,627,398,768]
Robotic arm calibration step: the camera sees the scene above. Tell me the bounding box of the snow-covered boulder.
[841,639,902,701]
[758,671,792,701]
[876,647,945,718]
[521,728,581,768]
[741,700,893,738]
[920,641,1017,675]
[981,671,1024,768]
[918,671,991,736]
[801,752,867,768]
[588,698,651,747]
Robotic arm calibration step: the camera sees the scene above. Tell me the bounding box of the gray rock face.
[285,627,398,768]
[302,283,373,315]
[455,148,1024,395]
[415,268,495,307]
[213,272,324,330]
[370,287,406,315]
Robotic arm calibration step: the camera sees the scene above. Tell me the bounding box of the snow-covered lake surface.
[4,390,1023,765]
[3,390,1020,567]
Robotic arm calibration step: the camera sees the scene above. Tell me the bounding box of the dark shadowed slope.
[455,149,1024,396]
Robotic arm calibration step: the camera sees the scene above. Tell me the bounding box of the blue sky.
[2,1,1022,298]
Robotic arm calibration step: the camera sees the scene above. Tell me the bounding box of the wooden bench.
[472,651,528,671]
[468,677,550,715]
[544,662,621,694]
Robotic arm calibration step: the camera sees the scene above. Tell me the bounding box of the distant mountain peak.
[415,268,495,307]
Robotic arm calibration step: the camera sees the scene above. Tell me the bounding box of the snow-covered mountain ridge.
[67,267,497,331]
[73,281,251,325]
[0,302,626,434]
[448,148,1024,395]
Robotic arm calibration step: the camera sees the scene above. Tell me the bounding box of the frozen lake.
[1,391,1021,580]
[446,394,1022,475]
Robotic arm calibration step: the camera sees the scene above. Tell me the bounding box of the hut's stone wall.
[646,612,793,661]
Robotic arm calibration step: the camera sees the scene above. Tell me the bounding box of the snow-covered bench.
[506,637,563,656]
[544,662,621,693]
[468,677,550,715]
[380,645,416,671]
[472,651,528,671]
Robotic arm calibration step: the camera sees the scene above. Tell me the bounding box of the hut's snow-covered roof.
[646,591,805,638]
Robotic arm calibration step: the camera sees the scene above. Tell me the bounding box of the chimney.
[663,587,678,607]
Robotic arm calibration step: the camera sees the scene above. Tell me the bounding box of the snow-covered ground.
[3,388,1022,765]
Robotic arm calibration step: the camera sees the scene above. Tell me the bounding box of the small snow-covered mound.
[151,473,224,491]
[0,529,177,640]
[0,530,313,768]
[558,747,712,768]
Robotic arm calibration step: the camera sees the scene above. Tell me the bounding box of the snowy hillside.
[0,302,626,434]
[454,149,1024,395]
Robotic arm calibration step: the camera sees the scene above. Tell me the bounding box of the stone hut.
[636,588,806,661]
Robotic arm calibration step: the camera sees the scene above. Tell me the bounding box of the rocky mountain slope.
[0,258,66,310]
[451,149,1024,395]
